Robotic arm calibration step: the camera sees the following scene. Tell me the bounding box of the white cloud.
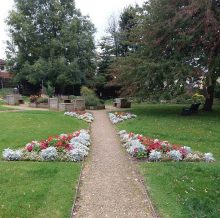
[0,0,145,58]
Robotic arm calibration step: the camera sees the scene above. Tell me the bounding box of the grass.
[118,103,220,218]
[0,100,13,111]
[0,111,88,217]
[0,111,87,152]
[0,162,81,218]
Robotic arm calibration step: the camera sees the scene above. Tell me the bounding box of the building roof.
[0,59,5,65]
[0,71,13,79]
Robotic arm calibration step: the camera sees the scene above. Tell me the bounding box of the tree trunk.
[203,85,214,111]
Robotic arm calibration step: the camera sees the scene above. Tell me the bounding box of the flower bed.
[118,130,215,162]
[64,111,94,123]
[108,112,137,124]
[2,129,91,162]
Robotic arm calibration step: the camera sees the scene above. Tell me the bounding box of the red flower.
[65,144,72,151]
[40,141,48,150]
[26,144,33,152]
[56,141,63,147]
[48,136,53,142]
[137,135,143,141]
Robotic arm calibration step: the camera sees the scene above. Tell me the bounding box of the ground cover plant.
[118,103,220,218]
[0,111,88,217]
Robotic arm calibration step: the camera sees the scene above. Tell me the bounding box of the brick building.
[0,59,13,88]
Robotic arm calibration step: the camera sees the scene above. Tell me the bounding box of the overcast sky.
[0,0,145,59]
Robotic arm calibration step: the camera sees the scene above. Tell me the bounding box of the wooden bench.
[181,103,201,115]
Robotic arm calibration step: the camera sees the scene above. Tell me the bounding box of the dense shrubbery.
[80,86,104,107]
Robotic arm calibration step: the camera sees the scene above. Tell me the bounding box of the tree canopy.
[102,0,220,110]
[6,0,96,94]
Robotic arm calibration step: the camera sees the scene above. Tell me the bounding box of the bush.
[29,95,39,103]
[80,86,95,97]
[85,95,100,107]
[36,97,48,104]
[192,93,205,104]
[29,96,48,104]
[80,86,104,107]
[46,82,55,98]
[175,94,192,104]
[0,88,13,98]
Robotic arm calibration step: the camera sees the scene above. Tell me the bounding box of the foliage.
[80,86,95,97]
[192,93,205,104]
[29,95,39,103]
[36,97,48,104]
[0,88,13,98]
[6,0,96,94]
[80,86,103,107]
[85,95,100,107]
[46,82,55,98]
[103,0,220,110]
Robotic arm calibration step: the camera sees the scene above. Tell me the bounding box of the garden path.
[73,109,157,218]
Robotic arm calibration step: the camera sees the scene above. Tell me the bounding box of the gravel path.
[73,110,157,218]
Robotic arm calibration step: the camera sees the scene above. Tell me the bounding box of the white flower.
[64,112,94,123]
[203,153,215,162]
[41,147,58,161]
[127,140,146,156]
[108,112,137,124]
[2,149,22,161]
[168,150,182,161]
[149,150,162,162]
[68,149,87,161]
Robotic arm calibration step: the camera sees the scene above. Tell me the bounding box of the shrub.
[192,93,205,104]
[46,82,55,97]
[36,97,48,104]
[0,88,13,98]
[80,86,104,107]
[85,95,100,107]
[80,86,95,97]
[29,95,39,103]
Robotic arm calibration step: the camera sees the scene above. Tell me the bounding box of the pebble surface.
[73,109,157,218]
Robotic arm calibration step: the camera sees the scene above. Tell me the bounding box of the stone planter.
[29,102,37,108]
[6,95,21,105]
[49,98,59,110]
[29,103,49,108]
[73,99,86,111]
[37,103,49,108]
[59,103,75,112]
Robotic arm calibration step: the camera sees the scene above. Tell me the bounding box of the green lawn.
[118,104,220,218]
[0,100,13,111]
[0,111,88,217]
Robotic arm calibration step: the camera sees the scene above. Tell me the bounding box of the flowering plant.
[2,129,91,162]
[64,111,94,123]
[109,112,137,124]
[118,130,215,162]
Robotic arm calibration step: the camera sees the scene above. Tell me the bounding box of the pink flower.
[26,144,33,152]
